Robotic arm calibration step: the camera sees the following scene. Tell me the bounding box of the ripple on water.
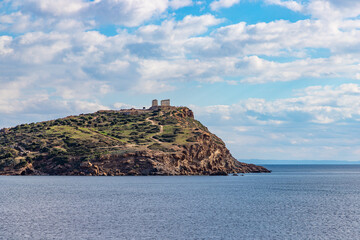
[1,165,360,239]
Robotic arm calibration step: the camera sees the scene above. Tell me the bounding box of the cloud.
[234,56,360,84]
[136,14,223,60]
[0,14,221,117]
[307,0,360,20]
[210,0,240,11]
[264,0,360,20]
[2,11,360,106]
[264,0,303,12]
[0,78,30,114]
[113,102,136,109]
[202,19,357,56]
[169,0,193,9]
[0,99,109,129]
[190,83,360,160]
[90,0,169,27]
[2,6,360,101]
[138,14,222,41]
[6,0,170,28]
[21,0,89,16]
[180,15,360,82]
[0,36,13,55]
[0,11,46,33]
[194,83,360,125]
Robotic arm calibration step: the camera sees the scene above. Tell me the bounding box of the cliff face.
[86,132,269,176]
[0,107,270,175]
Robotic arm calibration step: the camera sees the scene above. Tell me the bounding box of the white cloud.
[7,0,170,28]
[264,0,360,20]
[190,83,360,160]
[10,32,72,64]
[22,0,89,16]
[2,8,360,101]
[88,0,169,27]
[71,101,109,113]
[234,56,360,84]
[265,0,303,12]
[0,36,13,55]
[195,83,360,125]
[206,19,350,56]
[210,0,240,11]
[0,78,108,115]
[0,11,49,33]
[307,0,360,20]
[54,19,91,32]
[113,102,136,109]
[0,80,27,114]
[132,78,176,94]
[138,14,222,41]
[4,1,358,89]
[136,14,222,59]
[169,0,193,9]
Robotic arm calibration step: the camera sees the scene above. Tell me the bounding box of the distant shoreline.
[241,160,360,165]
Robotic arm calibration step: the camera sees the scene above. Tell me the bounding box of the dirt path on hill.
[146,117,163,143]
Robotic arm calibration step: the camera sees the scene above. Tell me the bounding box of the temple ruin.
[149,99,171,110]
[160,99,170,107]
[152,99,158,107]
[115,99,173,113]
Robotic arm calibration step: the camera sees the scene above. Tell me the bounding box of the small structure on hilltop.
[116,99,172,112]
[161,99,170,107]
[150,99,171,110]
[152,99,158,107]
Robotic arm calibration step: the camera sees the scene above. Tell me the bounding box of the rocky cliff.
[0,107,270,175]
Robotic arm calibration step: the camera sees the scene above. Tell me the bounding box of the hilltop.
[0,106,269,175]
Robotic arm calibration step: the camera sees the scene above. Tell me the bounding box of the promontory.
[0,101,270,175]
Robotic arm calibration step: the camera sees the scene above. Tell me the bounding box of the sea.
[1,165,360,240]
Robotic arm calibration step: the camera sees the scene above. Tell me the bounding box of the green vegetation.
[147,143,175,152]
[0,107,213,171]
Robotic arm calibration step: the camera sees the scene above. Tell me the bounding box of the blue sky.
[2,0,360,161]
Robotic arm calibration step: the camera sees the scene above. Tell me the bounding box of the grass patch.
[147,143,175,152]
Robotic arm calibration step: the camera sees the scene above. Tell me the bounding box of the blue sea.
[1,165,360,239]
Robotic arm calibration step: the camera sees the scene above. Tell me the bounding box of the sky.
[1,0,360,162]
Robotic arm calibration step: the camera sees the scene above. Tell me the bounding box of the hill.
[0,107,269,175]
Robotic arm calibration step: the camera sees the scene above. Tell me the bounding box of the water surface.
[1,165,360,239]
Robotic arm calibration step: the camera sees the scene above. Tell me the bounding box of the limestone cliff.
[0,107,270,175]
